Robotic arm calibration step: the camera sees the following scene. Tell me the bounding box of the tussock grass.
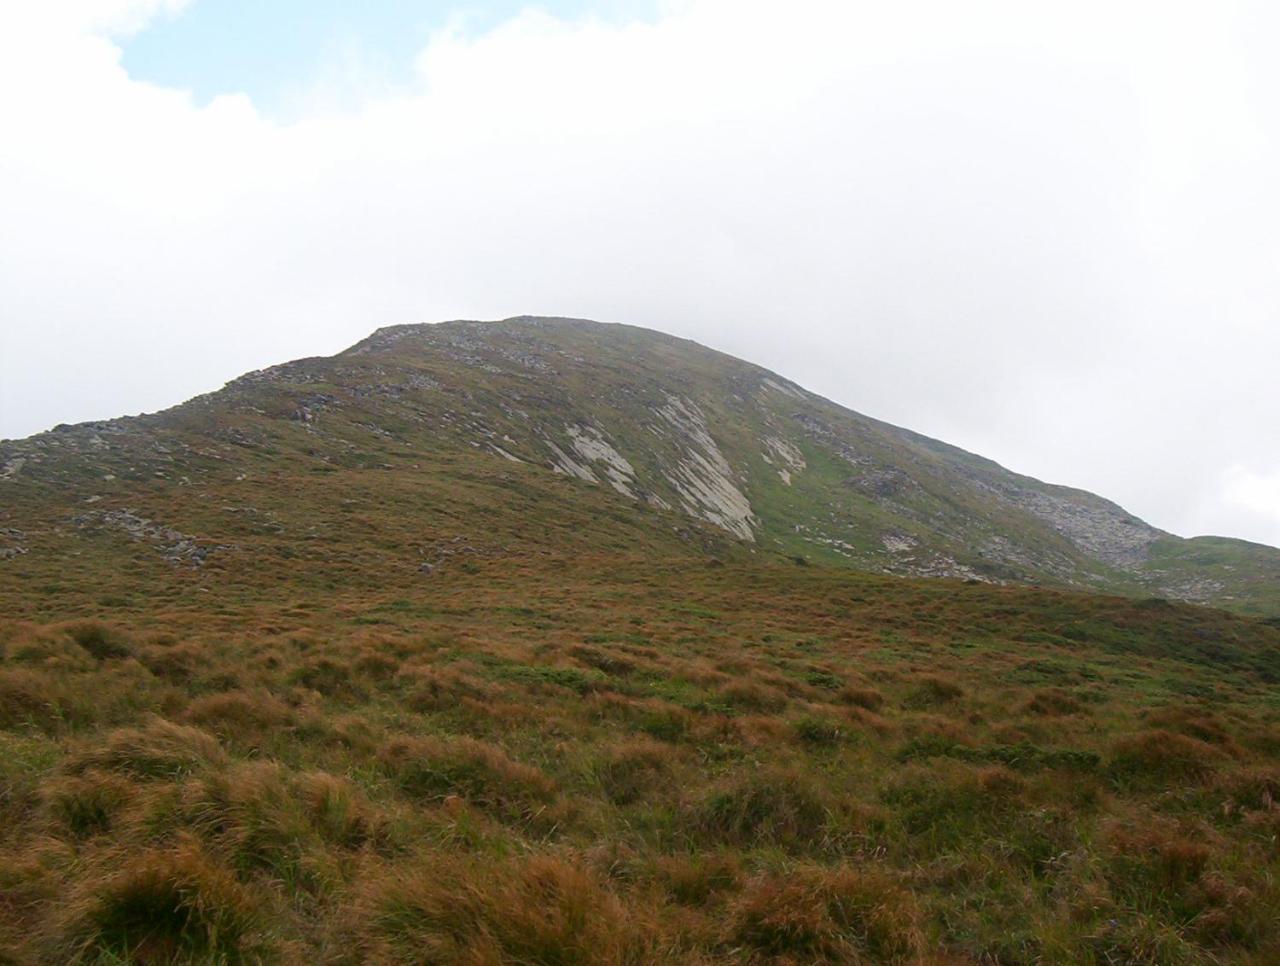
[377,734,557,818]
[726,865,924,963]
[2,553,1279,960]
[53,837,264,963]
[66,718,227,780]
[359,853,648,963]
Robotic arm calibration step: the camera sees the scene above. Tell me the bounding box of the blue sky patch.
[122,0,656,116]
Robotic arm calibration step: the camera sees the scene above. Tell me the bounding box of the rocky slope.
[2,316,1277,615]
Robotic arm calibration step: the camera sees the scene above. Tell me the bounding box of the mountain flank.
[3,316,1280,961]
[3,316,1276,615]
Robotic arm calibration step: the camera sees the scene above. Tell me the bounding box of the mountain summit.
[2,316,1277,614]
[5,316,1280,962]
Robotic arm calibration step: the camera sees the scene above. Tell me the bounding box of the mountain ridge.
[2,315,1276,615]
[6,316,1280,962]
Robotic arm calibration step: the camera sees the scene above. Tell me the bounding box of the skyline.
[1,0,1278,548]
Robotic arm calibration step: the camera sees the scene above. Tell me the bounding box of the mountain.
[4,316,1280,962]
[3,316,1276,615]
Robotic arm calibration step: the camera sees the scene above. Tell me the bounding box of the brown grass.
[359,853,649,963]
[51,837,263,963]
[726,865,924,962]
[377,734,557,818]
[65,718,227,780]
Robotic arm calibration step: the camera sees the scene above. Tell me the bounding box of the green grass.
[2,318,1279,961]
[2,550,1279,962]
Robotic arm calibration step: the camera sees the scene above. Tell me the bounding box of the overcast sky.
[1,0,1277,548]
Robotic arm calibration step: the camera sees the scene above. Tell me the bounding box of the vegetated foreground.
[2,547,1279,963]
[2,317,1279,961]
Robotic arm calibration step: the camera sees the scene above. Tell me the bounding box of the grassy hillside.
[2,317,1279,962]
[2,547,1280,962]
[5,316,1275,615]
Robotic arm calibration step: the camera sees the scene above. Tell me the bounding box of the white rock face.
[655,395,756,541]
[488,444,524,463]
[566,424,637,497]
[763,435,806,485]
[881,532,917,553]
[762,377,805,399]
[546,440,598,483]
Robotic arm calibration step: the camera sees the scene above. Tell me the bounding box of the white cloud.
[1211,465,1280,547]
[1,0,1277,548]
